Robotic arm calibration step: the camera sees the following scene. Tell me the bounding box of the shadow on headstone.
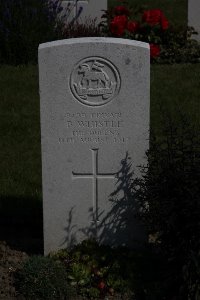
[62,206,78,248]
[0,196,43,254]
[63,152,147,249]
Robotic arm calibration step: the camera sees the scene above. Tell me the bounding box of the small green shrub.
[158,26,200,64]
[16,255,73,299]
[51,239,133,298]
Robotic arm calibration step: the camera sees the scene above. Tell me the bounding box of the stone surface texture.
[188,0,200,41]
[60,0,107,24]
[39,38,150,255]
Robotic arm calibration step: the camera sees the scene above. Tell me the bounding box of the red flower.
[110,15,127,36]
[161,15,169,30]
[114,5,129,16]
[150,44,160,58]
[98,281,106,290]
[142,9,162,26]
[127,20,139,33]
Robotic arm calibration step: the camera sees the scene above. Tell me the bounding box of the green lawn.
[0,66,42,252]
[0,65,41,198]
[151,64,200,131]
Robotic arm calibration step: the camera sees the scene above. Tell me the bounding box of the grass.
[151,64,200,132]
[0,65,43,253]
[0,65,41,198]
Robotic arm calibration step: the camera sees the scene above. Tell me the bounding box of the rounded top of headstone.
[39,38,150,50]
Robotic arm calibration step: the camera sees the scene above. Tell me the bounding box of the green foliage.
[16,255,73,299]
[0,0,64,65]
[62,19,102,39]
[101,2,200,64]
[68,262,91,286]
[138,110,200,299]
[84,287,100,298]
[183,251,200,300]
[0,0,102,65]
[109,0,188,28]
[51,239,133,298]
[51,239,169,299]
[159,27,200,64]
[0,0,198,65]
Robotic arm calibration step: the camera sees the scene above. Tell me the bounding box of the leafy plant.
[158,26,200,64]
[15,255,73,299]
[138,110,200,299]
[101,1,200,63]
[51,239,133,298]
[0,0,65,65]
[68,262,91,287]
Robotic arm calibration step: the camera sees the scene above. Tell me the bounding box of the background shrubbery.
[101,2,200,63]
[0,0,200,65]
[0,0,64,65]
[0,0,102,65]
[138,110,200,299]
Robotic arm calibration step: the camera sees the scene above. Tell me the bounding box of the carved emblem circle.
[70,57,121,107]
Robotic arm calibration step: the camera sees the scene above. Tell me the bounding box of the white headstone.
[188,0,200,41]
[61,0,107,24]
[39,38,150,255]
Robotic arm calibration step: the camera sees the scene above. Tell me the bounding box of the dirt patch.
[0,241,28,300]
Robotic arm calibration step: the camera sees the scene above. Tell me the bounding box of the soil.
[0,241,28,300]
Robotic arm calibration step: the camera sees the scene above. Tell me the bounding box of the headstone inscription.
[188,0,200,41]
[39,38,150,255]
[60,0,107,24]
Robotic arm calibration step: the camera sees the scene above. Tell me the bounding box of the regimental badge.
[70,57,121,107]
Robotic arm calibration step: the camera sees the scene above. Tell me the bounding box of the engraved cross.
[72,148,116,224]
